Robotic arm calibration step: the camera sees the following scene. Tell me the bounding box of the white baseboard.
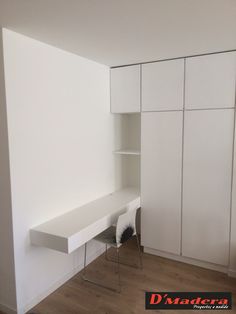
[21,245,105,314]
[0,302,17,314]
[228,269,236,278]
[144,247,228,274]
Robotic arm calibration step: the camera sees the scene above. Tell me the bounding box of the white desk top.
[30,187,140,253]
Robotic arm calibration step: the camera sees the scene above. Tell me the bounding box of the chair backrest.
[116,208,138,245]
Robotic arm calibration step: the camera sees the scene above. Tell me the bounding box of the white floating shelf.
[114,149,141,155]
[30,187,140,254]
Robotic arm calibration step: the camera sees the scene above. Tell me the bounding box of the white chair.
[82,207,142,292]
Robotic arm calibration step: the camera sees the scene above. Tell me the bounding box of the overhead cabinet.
[110,65,141,113]
[110,52,236,113]
[142,59,184,111]
[185,52,236,109]
[182,109,234,266]
[141,111,183,254]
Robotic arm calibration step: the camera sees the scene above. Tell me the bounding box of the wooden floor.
[26,239,236,314]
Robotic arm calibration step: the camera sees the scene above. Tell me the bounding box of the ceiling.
[0,0,236,67]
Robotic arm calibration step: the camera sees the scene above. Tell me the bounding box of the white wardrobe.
[111,51,236,271]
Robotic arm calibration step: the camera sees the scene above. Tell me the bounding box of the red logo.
[146,292,232,310]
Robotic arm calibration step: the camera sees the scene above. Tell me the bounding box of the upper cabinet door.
[185,52,236,109]
[142,59,184,111]
[110,65,140,113]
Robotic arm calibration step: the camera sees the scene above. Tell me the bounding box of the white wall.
[2,29,119,313]
[0,29,17,314]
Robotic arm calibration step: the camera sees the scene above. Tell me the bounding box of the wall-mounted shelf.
[114,149,141,155]
[30,187,140,254]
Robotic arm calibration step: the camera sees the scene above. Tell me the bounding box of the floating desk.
[30,187,140,254]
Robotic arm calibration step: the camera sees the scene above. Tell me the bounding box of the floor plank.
[27,239,236,313]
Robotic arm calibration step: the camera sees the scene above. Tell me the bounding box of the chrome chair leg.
[82,242,121,293]
[105,243,109,261]
[117,248,121,293]
[136,234,143,269]
[83,242,87,277]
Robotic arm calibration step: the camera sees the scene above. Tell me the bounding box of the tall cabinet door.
[110,65,140,113]
[141,111,183,254]
[182,109,234,266]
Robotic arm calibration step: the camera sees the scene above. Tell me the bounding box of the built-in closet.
[110,51,236,271]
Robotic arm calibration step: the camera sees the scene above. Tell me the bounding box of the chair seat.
[94,226,121,248]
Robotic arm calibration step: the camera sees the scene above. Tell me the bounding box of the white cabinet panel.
[141,112,183,254]
[142,59,184,111]
[111,65,140,113]
[185,52,236,109]
[182,109,234,266]
[230,121,236,274]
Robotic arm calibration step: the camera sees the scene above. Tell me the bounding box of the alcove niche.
[113,113,141,190]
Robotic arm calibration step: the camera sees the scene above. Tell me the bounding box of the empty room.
[0,1,236,313]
